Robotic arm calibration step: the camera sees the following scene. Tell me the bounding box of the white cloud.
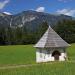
[58,0,72,3]
[3,12,12,15]
[56,9,75,16]
[0,0,10,9]
[36,7,45,12]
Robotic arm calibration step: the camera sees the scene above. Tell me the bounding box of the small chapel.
[34,26,70,62]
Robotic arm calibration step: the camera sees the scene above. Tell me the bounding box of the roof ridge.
[34,25,70,48]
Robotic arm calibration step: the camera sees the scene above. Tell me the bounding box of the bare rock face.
[0,10,72,30]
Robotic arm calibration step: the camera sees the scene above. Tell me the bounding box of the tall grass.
[0,62,75,75]
[0,44,75,75]
[67,43,75,60]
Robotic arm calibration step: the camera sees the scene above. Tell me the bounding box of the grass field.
[0,43,75,75]
[0,45,36,66]
[0,62,75,75]
[67,43,75,60]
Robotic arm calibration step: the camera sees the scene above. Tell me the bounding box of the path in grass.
[0,64,34,70]
[0,61,75,70]
[0,62,75,75]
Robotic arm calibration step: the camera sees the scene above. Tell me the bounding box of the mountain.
[0,10,75,45]
[0,10,73,30]
[3,12,12,15]
[0,12,12,28]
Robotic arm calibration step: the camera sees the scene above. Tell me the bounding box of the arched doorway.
[52,51,61,60]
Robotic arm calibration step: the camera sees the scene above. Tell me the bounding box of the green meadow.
[0,62,75,75]
[0,45,36,66]
[0,43,75,75]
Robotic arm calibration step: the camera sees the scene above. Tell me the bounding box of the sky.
[0,0,75,16]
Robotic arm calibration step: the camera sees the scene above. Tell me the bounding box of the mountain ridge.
[0,10,73,30]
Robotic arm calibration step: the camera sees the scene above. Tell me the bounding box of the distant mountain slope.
[0,13,12,28]
[0,10,75,45]
[0,10,73,30]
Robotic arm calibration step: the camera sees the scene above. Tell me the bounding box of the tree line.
[0,22,48,45]
[53,19,75,43]
[0,19,75,45]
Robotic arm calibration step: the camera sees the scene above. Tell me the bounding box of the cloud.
[0,0,10,9]
[36,7,45,12]
[58,0,72,3]
[3,12,12,15]
[56,9,75,16]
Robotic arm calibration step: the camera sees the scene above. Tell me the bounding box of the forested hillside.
[53,19,75,43]
[0,22,48,45]
[0,10,75,45]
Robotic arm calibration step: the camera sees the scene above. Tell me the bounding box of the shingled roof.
[34,26,70,48]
